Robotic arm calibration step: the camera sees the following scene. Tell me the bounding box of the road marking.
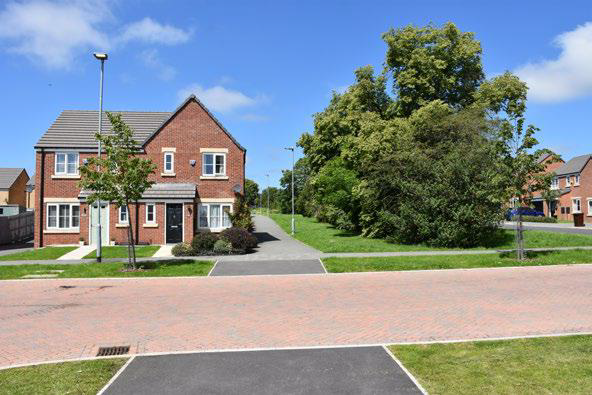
[207,260,219,276]
[96,356,135,395]
[382,345,428,395]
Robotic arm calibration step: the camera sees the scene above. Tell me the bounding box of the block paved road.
[2,264,592,368]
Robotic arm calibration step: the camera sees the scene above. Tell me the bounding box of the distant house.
[0,168,30,216]
[549,154,592,223]
[34,95,246,247]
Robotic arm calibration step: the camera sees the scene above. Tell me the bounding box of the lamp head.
[93,52,108,60]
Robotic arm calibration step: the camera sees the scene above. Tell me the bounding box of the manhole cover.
[97,346,130,357]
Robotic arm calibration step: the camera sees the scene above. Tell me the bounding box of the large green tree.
[244,179,259,207]
[79,113,156,269]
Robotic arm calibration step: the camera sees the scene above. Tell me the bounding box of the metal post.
[285,147,295,235]
[93,53,107,262]
[266,174,270,216]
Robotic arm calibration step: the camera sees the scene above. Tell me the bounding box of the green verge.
[83,245,161,259]
[323,249,592,273]
[0,358,127,395]
[0,259,214,280]
[270,213,592,253]
[389,335,592,394]
[0,247,77,261]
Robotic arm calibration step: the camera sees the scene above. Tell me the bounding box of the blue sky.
[1,0,591,189]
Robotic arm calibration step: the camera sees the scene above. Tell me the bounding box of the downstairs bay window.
[47,203,80,230]
[198,203,232,230]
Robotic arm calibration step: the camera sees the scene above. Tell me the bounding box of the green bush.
[512,215,557,223]
[228,193,255,231]
[220,227,251,252]
[171,242,193,257]
[191,233,219,254]
[213,239,233,254]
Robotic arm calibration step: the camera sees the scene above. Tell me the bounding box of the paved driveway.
[210,259,326,276]
[2,264,592,368]
[103,347,421,394]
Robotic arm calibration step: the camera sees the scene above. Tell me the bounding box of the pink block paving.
[1,265,592,368]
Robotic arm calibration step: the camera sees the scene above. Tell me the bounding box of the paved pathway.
[2,264,592,368]
[153,245,173,258]
[58,245,95,260]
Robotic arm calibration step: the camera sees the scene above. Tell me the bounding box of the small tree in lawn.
[228,192,255,231]
[78,112,156,269]
[483,74,558,259]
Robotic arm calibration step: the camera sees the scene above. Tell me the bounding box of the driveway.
[2,264,592,368]
[210,259,326,276]
[102,347,422,394]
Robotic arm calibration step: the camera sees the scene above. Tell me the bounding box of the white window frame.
[565,176,571,187]
[163,152,174,174]
[46,203,80,230]
[572,198,582,214]
[587,198,592,216]
[145,203,156,224]
[202,153,226,176]
[55,152,79,175]
[118,206,129,224]
[198,203,232,229]
[551,177,559,190]
[575,174,580,186]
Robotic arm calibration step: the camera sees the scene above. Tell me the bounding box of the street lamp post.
[284,147,295,235]
[266,173,270,216]
[93,52,107,262]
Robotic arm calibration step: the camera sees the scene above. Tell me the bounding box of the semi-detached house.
[549,154,592,223]
[34,95,245,248]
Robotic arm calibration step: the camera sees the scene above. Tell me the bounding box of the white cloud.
[0,0,110,69]
[118,17,191,45]
[515,22,592,102]
[178,84,268,113]
[0,1,191,70]
[140,48,176,81]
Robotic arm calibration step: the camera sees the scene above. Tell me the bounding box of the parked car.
[505,207,545,220]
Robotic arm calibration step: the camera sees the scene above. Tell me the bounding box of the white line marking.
[2,330,592,371]
[208,260,219,276]
[96,356,135,395]
[382,345,428,395]
[318,258,328,274]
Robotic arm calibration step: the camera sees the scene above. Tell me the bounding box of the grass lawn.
[0,259,214,280]
[271,213,592,253]
[0,246,77,261]
[390,335,592,394]
[83,245,160,259]
[0,358,127,395]
[323,249,592,273]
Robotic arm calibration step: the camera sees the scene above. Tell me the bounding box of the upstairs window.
[575,174,580,186]
[55,153,79,175]
[163,152,174,174]
[119,206,129,224]
[202,153,226,176]
[551,178,559,190]
[565,177,571,187]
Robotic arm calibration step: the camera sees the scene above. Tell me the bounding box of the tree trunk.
[125,202,137,270]
[516,210,524,260]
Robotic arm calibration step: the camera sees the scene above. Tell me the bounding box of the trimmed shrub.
[220,227,251,252]
[511,215,557,223]
[246,233,258,249]
[172,242,193,257]
[191,232,219,254]
[213,239,233,254]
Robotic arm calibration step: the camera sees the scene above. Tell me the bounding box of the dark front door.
[166,204,183,244]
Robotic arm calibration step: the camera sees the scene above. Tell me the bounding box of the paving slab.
[58,245,95,260]
[103,347,421,395]
[210,259,326,276]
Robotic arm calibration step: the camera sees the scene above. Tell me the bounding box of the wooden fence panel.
[0,211,34,245]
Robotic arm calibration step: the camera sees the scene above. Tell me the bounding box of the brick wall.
[34,98,244,247]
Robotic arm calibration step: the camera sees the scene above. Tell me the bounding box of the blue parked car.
[505,207,545,221]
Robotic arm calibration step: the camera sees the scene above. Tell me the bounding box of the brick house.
[529,153,564,216]
[0,168,30,216]
[34,95,246,247]
[547,154,592,223]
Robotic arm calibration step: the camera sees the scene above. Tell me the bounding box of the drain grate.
[97,345,130,357]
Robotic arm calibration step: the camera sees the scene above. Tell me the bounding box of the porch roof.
[78,183,197,201]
